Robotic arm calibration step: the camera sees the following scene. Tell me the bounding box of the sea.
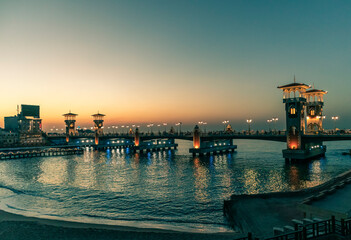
[0,139,350,233]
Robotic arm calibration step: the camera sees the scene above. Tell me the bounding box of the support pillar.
[193,125,201,149]
[92,113,105,145]
[134,127,140,147]
[63,111,78,143]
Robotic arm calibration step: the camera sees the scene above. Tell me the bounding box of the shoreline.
[0,207,236,240]
[223,168,351,238]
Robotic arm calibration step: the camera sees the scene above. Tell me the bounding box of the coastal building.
[0,130,18,146]
[4,104,42,134]
[2,104,45,146]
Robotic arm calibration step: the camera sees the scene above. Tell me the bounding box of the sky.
[0,0,351,131]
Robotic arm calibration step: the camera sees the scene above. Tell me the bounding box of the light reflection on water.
[0,140,350,232]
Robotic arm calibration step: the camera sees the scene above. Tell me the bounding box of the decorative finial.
[313,83,315,89]
[294,74,296,83]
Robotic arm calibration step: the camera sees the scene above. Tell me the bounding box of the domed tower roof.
[305,89,327,95]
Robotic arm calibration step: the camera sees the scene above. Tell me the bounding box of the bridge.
[36,80,351,160]
[45,131,351,158]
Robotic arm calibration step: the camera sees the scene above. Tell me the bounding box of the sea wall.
[223,169,351,232]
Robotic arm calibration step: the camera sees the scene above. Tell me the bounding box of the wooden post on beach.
[331,215,336,233]
[294,223,299,239]
[303,226,307,239]
[341,219,345,236]
[247,232,252,240]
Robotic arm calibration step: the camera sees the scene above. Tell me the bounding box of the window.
[290,107,296,115]
[310,109,315,116]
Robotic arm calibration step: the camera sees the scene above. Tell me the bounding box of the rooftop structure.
[277,77,311,100]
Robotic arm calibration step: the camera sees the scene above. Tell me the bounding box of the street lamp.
[203,122,207,134]
[331,116,339,132]
[246,119,252,134]
[150,123,154,134]
[222,120,229,132]
[163,123,167,132]
[272,117,278,133]
[175,122,182,135]
[267,119,272,132]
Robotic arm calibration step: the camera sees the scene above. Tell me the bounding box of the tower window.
[310,109,315,116]
[290,107,296,115]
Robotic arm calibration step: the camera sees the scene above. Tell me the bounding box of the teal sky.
[0,0,350,131]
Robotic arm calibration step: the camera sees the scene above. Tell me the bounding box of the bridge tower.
[63,111,78,143]
[134,127,140,147]
[278,80,310,160]
[304,88,327,134]
[92,113,105,145]
[193,125,201,149]
[278,79,326,161]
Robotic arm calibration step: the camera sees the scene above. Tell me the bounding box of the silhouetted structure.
[63,111,78,143]
[92,113,105,145]
[278,79,326,161]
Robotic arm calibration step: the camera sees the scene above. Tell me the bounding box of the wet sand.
[0,209,236,240]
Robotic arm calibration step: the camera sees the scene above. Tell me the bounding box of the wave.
[0,184,26,195]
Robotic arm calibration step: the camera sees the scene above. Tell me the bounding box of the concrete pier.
[284,145,326,162]
[133,139,178,153]
[189,139,237,156]
[0,147,83,160]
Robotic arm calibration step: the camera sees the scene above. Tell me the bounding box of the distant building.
[4,104,42,134]
[4,116,19,132]
[0,129,18,146]
[2,104,45,147]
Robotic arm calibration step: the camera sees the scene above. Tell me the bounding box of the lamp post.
[272,117,278,133]
[150,123,154,134]
[246,119,252,135]
[222,120,229,132]
[175,122,182,135]
[267,119,272,133]
[163,123,167,132]
[121,125,125,135]
[203,122,207,134]
[157,124,161,135]
[322,116,326,132]
[331,116,339,132]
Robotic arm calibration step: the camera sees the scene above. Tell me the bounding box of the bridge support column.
[193,125,201,149]
[92,113,105,145]
[134,127,140,147]
[63,111,78,143]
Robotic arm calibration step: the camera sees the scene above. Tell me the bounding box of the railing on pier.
[264,230,303,240]
[234,216,351,240]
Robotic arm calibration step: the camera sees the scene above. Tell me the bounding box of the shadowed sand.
[0,209,236,240]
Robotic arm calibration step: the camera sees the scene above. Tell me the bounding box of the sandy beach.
[0,208,237,240]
